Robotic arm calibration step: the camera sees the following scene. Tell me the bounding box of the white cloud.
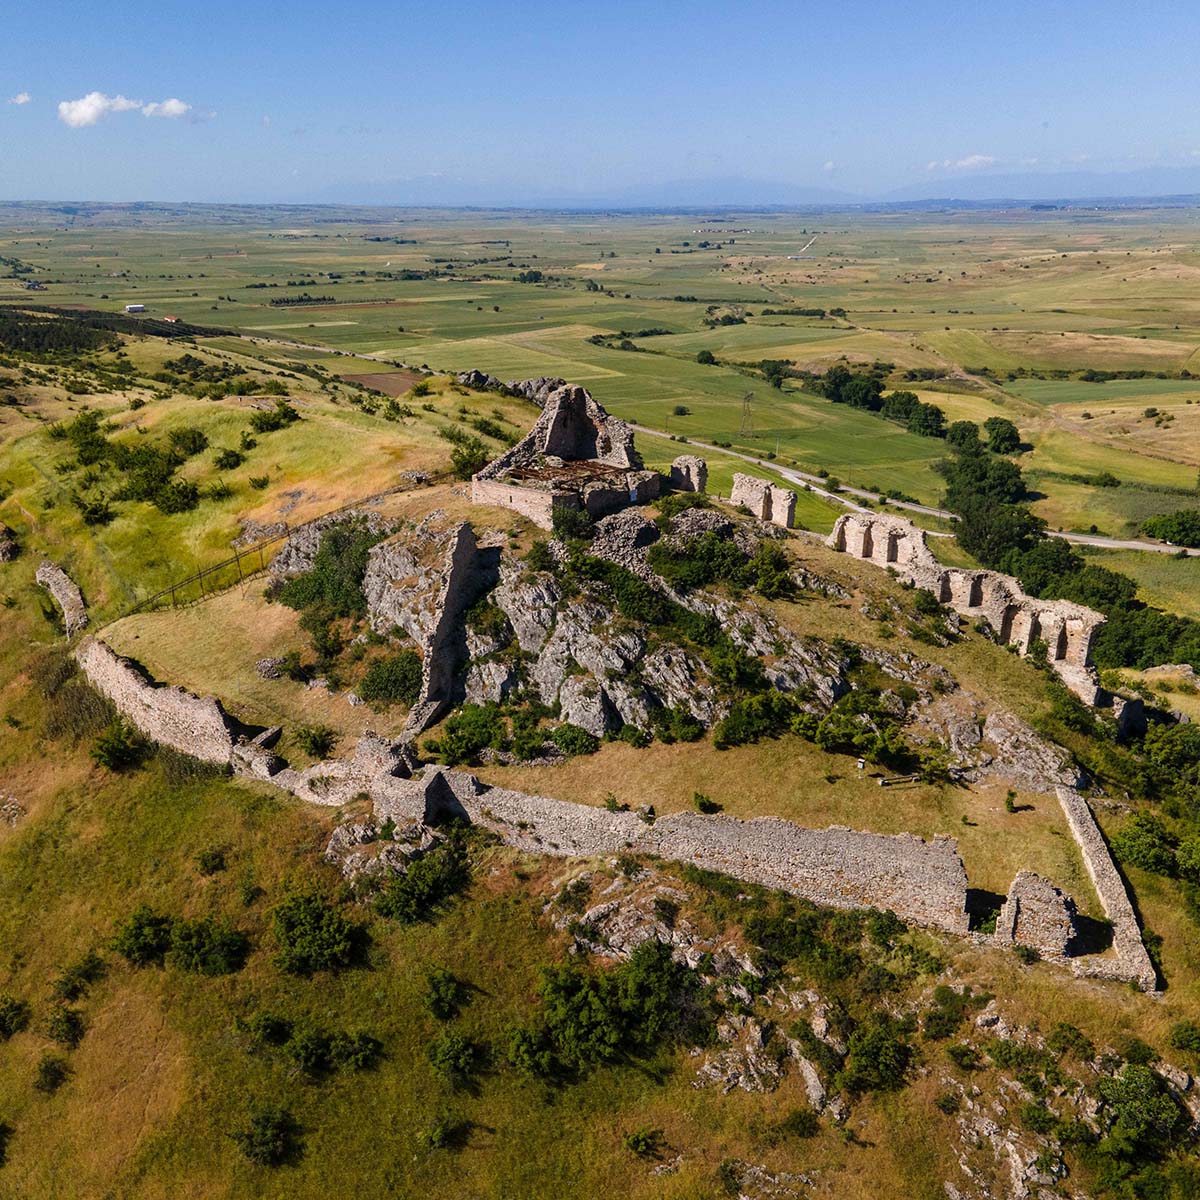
[57,91,194,127]
[927,154,996,172]
[8,91,30,105]
[142,97,190,119]
[822,160,835,173]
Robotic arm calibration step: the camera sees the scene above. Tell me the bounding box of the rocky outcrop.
[505,376,566,407]
[270,509,398,580]
[0,524,18,562]
[36,561,88,636]
[75,638,238,764]
[456,369,504,391]
[670,454,707,493]
[730,473,795,528]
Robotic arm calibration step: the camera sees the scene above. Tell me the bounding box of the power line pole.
[738,391,755,437]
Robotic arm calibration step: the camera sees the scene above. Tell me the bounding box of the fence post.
[235,547,243,583]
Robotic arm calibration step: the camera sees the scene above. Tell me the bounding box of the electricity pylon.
[738,391,755,437]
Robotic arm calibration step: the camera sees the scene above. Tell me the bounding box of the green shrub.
[248,400,301,433]
[214,448,244,470]
[427,1031,479,1087]
[552,723,599,757]
[271,893,361,975]
[1112,812,1177,876]
[623,1126,665,1157]
[34,1054,69,1094]
[551,505,594,541]
[231,1105,300,1166]
[0,994,31,1040]
[946,1043,981,1071]
[450,437,489,479]
[374,838,469,925]
[168,426,208,457]
[693,792,722,814]
[525,540,554,571]
[112,906,175,966]
[295,724,336,758]
[196,847,227,875]
[358,651,422,707]
[285,1025,333,1075]
[152,479,200,514]
[328,1030,382,1071]
[837,1018,913,1095]
[1169,1020,1200,1058]
[426,703,504,766]
[241,1011,293,1051]
[423,967,470,1020]
[46,1004,85,1048]
[248,474,269,490]
[51,951,106,1002]
[91,718,149,771]
[168,919,249,975]
[277,518,387,618]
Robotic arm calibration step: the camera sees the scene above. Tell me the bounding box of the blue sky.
[3,0,1200,204]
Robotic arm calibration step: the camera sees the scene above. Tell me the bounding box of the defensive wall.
[731,474,796,529]
[827,512,1105,702]
[36,561,88,636]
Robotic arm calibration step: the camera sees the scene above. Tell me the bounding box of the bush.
[168,918,249,975]
[328,1030,383,1071]
[271,893,361,975]
[112,906,175,966]
[0,994,31,1039]
[623,1127,665,1157]
[552,723,599,757]
[358,651,422,707]
[46,1004,85,1048]
[551,505,595,541]
[424,967,470,1020]
[196,847,227,876]
[51,951,106,1001]
[168,426,209,457]
[152,479,200,514]
[248,400,301,433]
[249,474,269,490]
[450,437,489,479]
[277,518,387,618]
[374,838,470,925]
[295,724,336,758]
[34,1054,69,1094]
[696,349,716,365]
[837,1018,913,1095]
[426,704,504,766]
[1112,812,1176,876]
[1169,1020,1200,1058]
[214,448,243,470]
[526,540,554,571]
[231,1105,300,1166]
[427,1031,479,1086]
[91,718,149,771]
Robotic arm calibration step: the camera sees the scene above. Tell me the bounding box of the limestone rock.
[0,524,18,562]
[36,560,88,636]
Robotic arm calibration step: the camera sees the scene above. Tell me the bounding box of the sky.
[3,0,1200,206]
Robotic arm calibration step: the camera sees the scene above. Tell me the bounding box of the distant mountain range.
[301,164,1200,210]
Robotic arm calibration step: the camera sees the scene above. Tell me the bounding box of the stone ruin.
[670,454,708,493]
[731,473,796,529]
[994,870,1077,959]
[470,384,661,530]
[35,560,88,636]
[826,511,1126,712]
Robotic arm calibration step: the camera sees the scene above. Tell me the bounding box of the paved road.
[633,424,1200,558]
[234,336,1198,561]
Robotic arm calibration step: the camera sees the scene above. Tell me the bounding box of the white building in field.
[124,303,145,314]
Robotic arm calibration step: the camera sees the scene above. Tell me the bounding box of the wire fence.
[108,472,450,623]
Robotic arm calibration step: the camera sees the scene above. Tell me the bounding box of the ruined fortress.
[470,384,662,530]
[45,380,1157,993]
[827,511,1116,708]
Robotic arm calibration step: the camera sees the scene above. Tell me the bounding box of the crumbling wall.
[74,638,237,764]
[730,474,794,528]
[993,870,1077,958]
[418,771,970,934]
[36,561,88,636]
[469,478,568,529]
[670,455,708,493]
[827,512,1105,701]
[476,384,641,480]
[1054,786,1158,990]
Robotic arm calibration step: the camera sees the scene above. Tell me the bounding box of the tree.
[271,893,360,975]
[1143,509,1200,548]
[946,420,980,449]
[907,402,947,438]
[983,416,1021,454]
[696,349,716,365]
[231,1105,301,1166]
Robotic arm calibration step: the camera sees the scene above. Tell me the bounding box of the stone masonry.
[730,473,796,529]
[36,560,88,636]
[75,638,239,764]
[670,454,708,493]
[993,870,1078,958]
[827,511,1108,705]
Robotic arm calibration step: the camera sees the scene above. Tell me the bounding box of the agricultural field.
[7,204,1200,1199]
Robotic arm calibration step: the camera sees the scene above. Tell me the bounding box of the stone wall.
[827,512,1106,702]
[36,561,88,636]
[730,473,795,528]
[670,455,708,493]
[1054,786,1158,990]
[395,770,972,934]
[469,477,569,529]
[993,870,1077,958]
[75,637,238,764]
